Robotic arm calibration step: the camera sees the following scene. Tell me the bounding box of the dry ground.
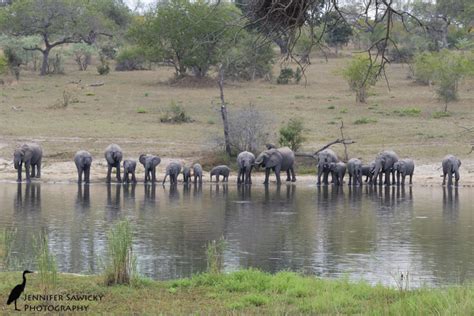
[0,55,473,184]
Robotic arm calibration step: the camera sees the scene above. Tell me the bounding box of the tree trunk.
[274,37,289,55]
[40,48,50,76]
[218,67,232,156]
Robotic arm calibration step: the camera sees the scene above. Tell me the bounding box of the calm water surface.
[0,182,473,287]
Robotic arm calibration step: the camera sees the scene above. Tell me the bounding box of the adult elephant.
[105,144,123,183]
[442,155,461,187]
[254,147,295,185]
[316,149,338,185]
[237,151,255,184]
[14,143,43,182]
[139,154,161,183]
[372,150,399,186]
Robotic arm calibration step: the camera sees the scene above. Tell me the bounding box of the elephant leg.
[455,170,459,186]
[442,173,446,185]
[322,170,328,185]
[123,172,128,183]
[25,163,31,183]
[85,166,90,183]
[162,174,168,185]
[115,163,122,182]
[216,174,220,183]
[409,174,413,185]
[447,171,453,186]
[132,173,137,184]
[348,174,352,186]
[378,173,383,185]
[17,163,22,182]
[317,169,322,185]
[290,167,296,182]
[77,166,83,183]
[286,169,291,182]
[237,169,242,184]
[401,173,406,186]
[31,164,36,178]
[36,159,41,178]
[106,165,112,183]
[275,166,281,185]
[264,168,270,184]
[152,167,157,183]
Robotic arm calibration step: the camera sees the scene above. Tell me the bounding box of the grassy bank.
[0,270,472,314]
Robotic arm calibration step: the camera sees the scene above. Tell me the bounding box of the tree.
[324,11,352,54]
[131,0,241,78]
[0,0,129,75]
[342,55,380,103]
[279,118,306,151]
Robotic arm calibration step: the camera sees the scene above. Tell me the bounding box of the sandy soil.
[1,156,473,187]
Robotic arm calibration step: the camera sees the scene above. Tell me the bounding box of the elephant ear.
[23,149,33,162]
[139,154,146,165]
[457,159,462,167]
[152,157,161,167]
[265,151,281,168]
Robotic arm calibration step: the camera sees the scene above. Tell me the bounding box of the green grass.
[432,111,452,118]
[0,269,472,314]
[393,107,422,117]
[34,232,58,292]
[354,117,378,125]
[136,107,147,114]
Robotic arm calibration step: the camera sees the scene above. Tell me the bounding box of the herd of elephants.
[12,142,462,187]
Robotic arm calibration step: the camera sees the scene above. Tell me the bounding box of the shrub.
[160,101,192,123]
[228,104,273,153]
[413,52,437,85]
[393,108,421,117]
[0,54,7,75]
[104,220,135,286]
[71,43,95,71]
[3,46,22,79]
[97,55,110,75]
[47,53,64,74]
[206,237,226,274]
[354,117,377,125]
[432,111,451,119]
[279,118,306,151]
[115,46,147,71]
[277,67,294,84]
[341,55,380,103]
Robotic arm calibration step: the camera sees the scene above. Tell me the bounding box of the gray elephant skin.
[140,154,161,183]
[123,160,137,183]
[237,151,255,184]
[254,147,296,185]
[163,162,181,185]
[442,155,461,186]
[14,143,43,182]
[361,161,375,184]
[329,162,346,186]
[316,149,338,185]
[210,165,230,182]
[347,158,363,186]
[372,150,399,186]
[193,163,203,184]
[74,150,92,183]
[182,166,191,183]
[393,159,415,185]
[105,144,123,183]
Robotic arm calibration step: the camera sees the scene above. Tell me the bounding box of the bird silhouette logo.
[7,270,33,311]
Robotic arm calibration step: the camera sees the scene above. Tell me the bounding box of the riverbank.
[0,270,472,314]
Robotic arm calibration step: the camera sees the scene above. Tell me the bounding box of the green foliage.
[71,43,95,71]
[354,117,377,125]
[136,107,147,114]
[220,31,274,81]
[0,35,42,71]
[0,54,7,75]
[324,12,353,51]
[34,232,58,291]
[432,111,452,119]
[0,227,17,271]
[413,52,437,85]
[393,108,422,117]
[160,101,192,124]
[131,0,241,78]
[277,67,302,84]
[206,237,226,274]
[115,46,146,71]
[104,220,135,286]
[279,118,306,151]
[341,55,380,103]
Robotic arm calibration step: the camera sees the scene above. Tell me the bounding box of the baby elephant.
[163,162,182,185]
[74,150,92,183]
[347,158,363,186]
[105,144,123,183]
[139,154,161,183]
[442,155,461,187]
[193,163,203,184]
[393,159,415,185]
[210,165,230,182]
[329,162,346,186]
[182,166,191,183]
[361,160,375,184]
[14,143,43,182]
[123,160,137,183]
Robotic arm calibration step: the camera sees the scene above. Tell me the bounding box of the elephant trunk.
[14,160,20,170]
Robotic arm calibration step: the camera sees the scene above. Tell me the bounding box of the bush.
[104,220,135,286]
[3,46,22,79]
[342,55,380,103]
[393,108,421,117]
[354,117,377,125]
[160,101,192,123]
[228,104,273,153]
[97,55,110,75]
[277,68,294,84]
[115,46,147,71]
[413,52,436,85]
[279,118,306,151]
[71,43,95,71]
[0,54,7,75]
[47,53,64,74]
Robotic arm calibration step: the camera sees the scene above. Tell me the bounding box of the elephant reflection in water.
[167,183,180,203]
[122,183,136,210]
[140,183,157,211]
[264,184,296,205]
[106,183,121,211]
[210,184,228,199]
[75,184,90,211]
[193,182,202,198]
[316,185,344,213]
[14,182,41,212]
[237,183,252,200]
[442,187,459,220]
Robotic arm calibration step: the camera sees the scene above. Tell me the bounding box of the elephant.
[13,143,43,182]
[193,163,203,184]
[163,162,181,185]
[393,159,415,185]
[105,144,123,183]
[122,160,137,184]
[139,154,161,183]
[442,155,461,186]
[372,150,399,186]
[347,158,363,186]
[316,149,338,185]
[74,150,92,183]
[361,160,375,184]
[329,161,346,186]
[237,151,255,184]
[254,147,296,185]
[210,165,230,182]
[182,166,191,183]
